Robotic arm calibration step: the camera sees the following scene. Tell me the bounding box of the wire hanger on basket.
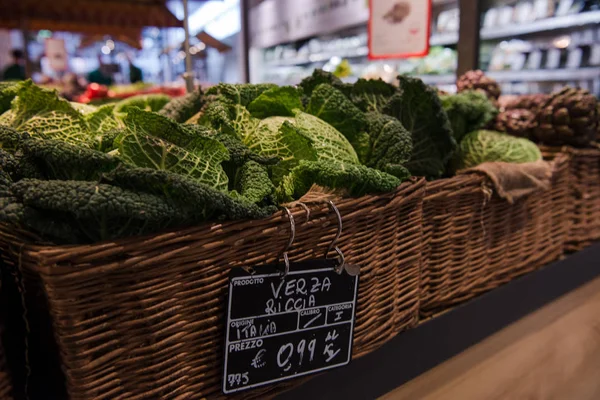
[279,207,296,278]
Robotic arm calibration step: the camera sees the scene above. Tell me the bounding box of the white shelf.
[264,47,369,67]
[411,68,600,86]
[430,33,459,46]
[488,68,600,82]
[415,74,456,85]
[481,11,600,41]
[426,11,600,47]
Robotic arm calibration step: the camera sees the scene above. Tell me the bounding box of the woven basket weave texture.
[540,145,600,252]
[0,276,13,400]
[420,156,570,317]
[0,179,425,400]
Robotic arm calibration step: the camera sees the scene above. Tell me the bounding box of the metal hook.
[297,202,311,224]
[325,200,345,274]
[280,207,296,278]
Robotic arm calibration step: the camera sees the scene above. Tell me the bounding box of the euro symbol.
[251,348,267,369]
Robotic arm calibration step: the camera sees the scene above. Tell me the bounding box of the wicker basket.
[0,277,13,400]
[0,179,425,400]
[540,145,600,252]
[420,156,570,317]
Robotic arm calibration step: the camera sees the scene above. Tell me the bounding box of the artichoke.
[492,109,537,138]
[456,70,501,104]
[500,94,549,113]
[534,87,599,147]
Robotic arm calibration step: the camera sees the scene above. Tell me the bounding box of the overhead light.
[101,45,111,55]
[106,39,115,50]
[197,42,206,51]
[178,50,186,58]
[189,47,199,55]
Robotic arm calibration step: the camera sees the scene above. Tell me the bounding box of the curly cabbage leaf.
[349,78,397,113]
[206,83,277,107]
[247,86,303,118]
[245,117,317,184]
[71,102,97,115]
[7,81,92,146]
[199,100,260,141]
[11,179,184,242]
[0,110,15,126]
[103,168,276,221]
[293,111,359,165]
[0,125,25,153]
[159,88,204,123]
[383,76,456,179]
[232,160,275,205]
[21,137,121,181]
[364,112,413,179]
[85,104,123,133]
[456,130,542,169]
[441,91,498,142]
[306,83,369,162]
[113,94,170,119]
[0,81,21,114]
[18,111,92,147]
[298,69,351,98]
[276,160,402,202]
[120,108,229,191]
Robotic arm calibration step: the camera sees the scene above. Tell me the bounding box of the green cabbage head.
[456,130,542,169]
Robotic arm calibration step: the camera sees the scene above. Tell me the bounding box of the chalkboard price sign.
[222,259,359,394]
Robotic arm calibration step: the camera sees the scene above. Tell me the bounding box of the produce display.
[0,69,597,245]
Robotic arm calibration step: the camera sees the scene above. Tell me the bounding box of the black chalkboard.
[222,259,359,394]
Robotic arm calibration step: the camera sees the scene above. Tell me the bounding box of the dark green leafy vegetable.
[20,138,121,181]
[206,83,278,107]
[0,125,25,152]
[364,112,413,178]
[245,117,318,184]
[119,108,229,190]
[441,90,498,142]
[383,76,456,179]
[232,160,275,205]
[247,86,303,118]
[113,94,171,119]
[306,83,370,162]
[85,103,123,133]
[8,81,92,147]
[11,179,184,242]
[0,81,20,114]
[158,88,205,123]
[103,168,276,220]
[276,160,403,202]
[348,78,397,113]
[298,69,351,98]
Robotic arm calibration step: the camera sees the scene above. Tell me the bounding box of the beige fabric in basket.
[460,160,552,203]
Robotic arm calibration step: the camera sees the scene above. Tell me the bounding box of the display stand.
[277,243,600,400]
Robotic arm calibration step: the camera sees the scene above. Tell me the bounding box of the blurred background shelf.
[481,11,600,41]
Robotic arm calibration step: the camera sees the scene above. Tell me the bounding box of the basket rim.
[0,178,426,267]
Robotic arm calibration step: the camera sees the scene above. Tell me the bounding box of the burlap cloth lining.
[460,160,552,203]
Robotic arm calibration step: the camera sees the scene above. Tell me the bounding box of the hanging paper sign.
[222,259,359,394]
[368,0,432,59]
[45,38,68,72]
